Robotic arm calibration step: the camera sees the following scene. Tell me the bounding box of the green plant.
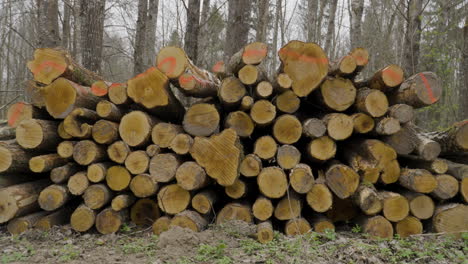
[195,242,233,264]
[351,224,362,233]
[120,237,157,257]
[59,244,80,261]
[322,229,337,241]
[120,223,132,232]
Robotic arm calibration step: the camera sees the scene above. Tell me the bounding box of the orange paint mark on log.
[383,67,403,84]
[278,48,328,64]
[91,83,108,96]
[354,55,368,65]
[243,47,268,59]
[32,61,67,76]
[7,102,26,127]
[419,73,437,103]
[212,61,224,72]
[179,74,209,88]
[157,57,177,76]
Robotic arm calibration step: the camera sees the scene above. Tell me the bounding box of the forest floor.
[0,221,466,264]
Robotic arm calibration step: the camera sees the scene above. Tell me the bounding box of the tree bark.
[324,0,338,55]
[307,0,318,42]
[461,18,468,119]
[80,0,105,73]
[145,0,159,67]
[36,0,60,48]
[349,0,364,48]
[184,0,201,62]
[402,0,423,75]
[256,0,269,43]
[225,0,251,59]
[134,0,148,75]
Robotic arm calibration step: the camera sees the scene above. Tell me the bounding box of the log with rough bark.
[257,167,288,199]
[277,145,301,170]
[322,113,354,140]
[169,134,193,155]
[272,114,303,144]
[373,117,401,136]
[307,136,337,162]
[383,126,416,155]
[354,88,389,117]
[176,161,209,191]
[398,155,448,174]
[157,184,190,215]
[96,100,124,121]
[252,196,274,221]
[149,153,181,183]
[358,64,404,92]
[388,104,414,124]
[7,211,50,235]
[325,163,360,199]
[108,83,130,105]
[424,120,468,155]
[274,192,302,220]
[152,216,172,235]
[399,168,438,194]
[6,102,49,128]
[227,42,268,74]
[256,221,274,244]
[87,162,112,183]
[111,193,136,211]
[395,216,423,237]
[357,215,393,239]
[38,184,70,211]
[225,111,255,138]
[216,203,253,224]
[432,203,468,234]
[275,90,300,114]
[289,163,314,194]
[63,108,99,138]
[67,171,89,195]
[73,140,107,166]
[352,184,382,216]
[278,40,329,97]
[96,207,127,234]
[129,174,159,198]
[306,183,333,213]
[92,120,119,144]
[170,210,208,232]
[388,72,442,108]
[35,206,73,231]
[330,55,357,77]
[0,140,36,173]
[431,174,459,200]
[240,154,262,177]
[107,141,131,164]
[191,190,217,215]
[15,119,59,150]
[183,103,220,137]
[284,218,311,236]
[218,77,247,108]
[70,204,96,232]
[50,163,81,183]
[125,150,150,175]
[30,154,68,173]
[413,133,441,161]
[315,77,356,111]
[83,184,112,210]
[403,192,435,220]
[250,100,276,126]
[225,179,248,199]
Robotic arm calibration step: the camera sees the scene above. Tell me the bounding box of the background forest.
[0,0,466,130]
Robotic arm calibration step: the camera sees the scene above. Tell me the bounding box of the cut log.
[278,40,328,97]
[83,184,112,210]
[92,120,119,144]
[190,129,243,186]
[238,65,265,85]
[275,90,300,114]
[289,164,314,194]
[374,117,401,136]
[57,141,77,158]
[8,211,50,235]
[306,183,333,213]
[257,167,288,199]
[125,150,150,175]
[90,80,111,97]
[349,47,369,71]
[35,206,73,231]
[273,73,292,92]
[379,191,409,222]
[330,55,357,76]
[357,215,393,239]
[316,77,356,111]
[388,104,414,124]
[0,179,50,223]
[107,141,131,164]
[350,113,375,134]
[325,163,359,199]
[424,120,468,154]
[146,144,161,157]
[252,196,274,221]
[183,103,220,137]
[284,218,311,236]
[0,174,40,188]
[30,154,68,173]
[402,192,435,220]
[129,173,159,198]
[388,72,442,108]
[87,162,112,183]
[70,204,96,232]
[50,163,81,184]
[192,190,217,215]
[302,118,327,139]
[431,174,459,200]
[225,111,255,138]
[311,215,335,233]
[227,42,268,73]
[170,210,208,232]
[307,136,336,162]
[152,216,172,235]
[157,184,191,215]
[323,113,353,140]
[399,168,438,193]
[395,216,423,237]
[218,77,247,108]
[6,102,49,128]
[27,48,101,86]
[108,83,130,105]
[67,171,89,195]
[277,145,301,170]
[73,140,106,166]
[130,198,160,226]
[16,119,59,150]
[354,88,388,117]
[176,161,208,191]
[383,126,416,155]
[216,203,253,224]
[177,70,219,98]
[151,123,183,148]
[127,67,185,120]
[413,133,441,161]
[274,192,302,220]
[272,114,303,144]
[106,165,131,191]
[255,81,274,99]
[119,111,158,147]
[149,153,181,183]
[96,100,123,122]
[432,204,468,234]
[0,125,15,140]
[42,78,100,119]
[254,136,278,160]
[38,184,70,211]
[111,193,136,211]
[444,160,468,180]
[63,108,99,138]
[96,207,127,234]
[169,134,193,155]
[240,154,262,177]
[352,184,382,216]
[250,100,276,126]
[0,140,36,173]
[58,122,73,139]
[257,221,274,244]
[368,64,404,92]
[398,155,448,174]
[240,96,254,111]
[225,179,248,199]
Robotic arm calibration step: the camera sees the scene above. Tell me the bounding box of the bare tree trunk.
[272,0,281,72]
[145,0,159,68]
[72,0,80,59]
[184,0,201,62]
[349,0,364,48]
[224,0,251,59]
[256,0,269,43]
[315,0,327,46]
[462,18,468,119]
[80,0,106,73]
[325,0,338,55]
[402,0,423,76]
[62,1,71,49]
[197,0,210,66]
[37,0,60,48]
[134,0,148,75]
[307,0,318,42]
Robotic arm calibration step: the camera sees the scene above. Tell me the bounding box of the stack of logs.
[0,40,467,243]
